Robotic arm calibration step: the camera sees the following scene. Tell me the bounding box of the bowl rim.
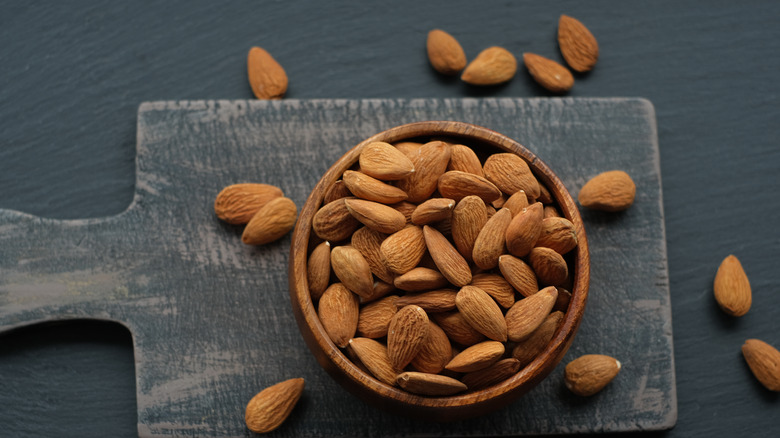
[288,120,590,418]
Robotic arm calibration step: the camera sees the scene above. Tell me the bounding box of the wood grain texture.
[0,98,672,436]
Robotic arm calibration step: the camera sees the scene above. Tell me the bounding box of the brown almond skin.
[245,378,304,434]
[387,305,430,370]
[558,14,599,73]
[359,141,415,180]
[505,202,544,257]
[214,183,283,225]
[423,225,473,287]
[323,179,352,204]
[312,198,362,242]
[390,201,417,224]
[470,273,515,309]
[472,208,513,270]
[427,29,467,75]
[247,47,288,100]
[505,286,558,342]
[529,247,569,286]
[396,371,467,396]
[351,226,394,284]
[361,280,397,304]
[498,254,539,298]
[456,286,508,342]
[564,354,621,396]
[397,141,452,203]
[512,311,564,366]
[345,198,407,234]
[432,311,486,346]
[461,358,521,390]
[395,289,458,313]
[393,267,449,292]
[357,295,399,338]
[714,254,752,317]
[411,320,452,374]
[742,339,780,391]
[307,241,331,300]
[349,338,398,386]
[523,52,574,94]
[445,340,505,373]
[503,190,530,216]
[451,195,488,263]
[448,144,484,176]
[461,46,517,86]
[330,246,374,298]
[342,170,409,204]
[412,198,456,225]
[536,216,578,255]
[438,170,502,203]
[578,170,636,212]
[380,225,427,275]
[483,153,541,199]
[318,283,359,348]
[242,197,298,245]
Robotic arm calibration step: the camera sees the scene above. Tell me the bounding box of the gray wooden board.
[0,98,675,437]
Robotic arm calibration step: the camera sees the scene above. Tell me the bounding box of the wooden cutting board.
[0,98,675,437]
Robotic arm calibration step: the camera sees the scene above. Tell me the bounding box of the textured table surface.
[1,1,779,438]
[1,97,673,436]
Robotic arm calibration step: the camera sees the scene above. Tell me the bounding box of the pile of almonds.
[306,139,581,396]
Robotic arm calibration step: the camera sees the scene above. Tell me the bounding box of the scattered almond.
[426,29,467,75]
[247,47,288,100]
[558,15,599,73]
[214,183,283,225]
[245,378,304,434]
[461,46,517,86]
[242,197,298,245]
[741,339,780,391]
[523,52,574,94]
[578,170,636,212]
[564,354,621,396]
[713,254,752,317]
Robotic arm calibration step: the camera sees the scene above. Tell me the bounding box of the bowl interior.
[288,120,589,420]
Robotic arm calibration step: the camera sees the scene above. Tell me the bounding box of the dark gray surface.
[0,1,778,437]
[1,97,672,436]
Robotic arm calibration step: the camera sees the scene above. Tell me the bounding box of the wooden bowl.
[288,121,589,421]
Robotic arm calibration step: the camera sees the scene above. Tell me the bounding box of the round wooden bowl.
[289,121,589,421]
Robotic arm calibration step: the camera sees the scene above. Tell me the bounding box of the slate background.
[0,1,778,437]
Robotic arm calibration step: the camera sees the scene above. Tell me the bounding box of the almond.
[393,267,449,292]
[312,198,361,242]
[505,202,544,257]
[395,289,458,313]
[714,254,752,317]
[410,198,454,225]
[461,358,521,390]
[359,141,415,180]
[512,311,564,366]
[448,144,484,176]
[523,52,574,94]
[214,183,283,225]
[558,15,599,73]
[247,47,288,100]
[741,339,780,391]
[357,295,399,338]
[456,285,508,342]
[242,197,298,245]
[498,254,539,298]
[396,141,452,203]
[351,226,394,284]
[461,46,517,86]
[342,170,409,204]
[396,371,467,396]
[528,247,569,286]
[323,179,352,204]
[423,225,473,287]
[318,283,359,348]
[411,320,452,374]
[307,241,331,300]
[344,198,406,234]
[348,338,398,386]
[387,305,430,370]
[361,280,396,304]
[503,191,529,216]
[491,193,507,209]
[451,195,488,263]
[389,201,417,224]
[505,286,558,342]
[394,141,422,158]
[472,207,513,270]
[330,245,374,298]
[470,273,515,309]
[380,225,427,275]
[544,205,561,219]
[483,153,541,199]
[438,170,502,203]
[536,216,578,255]
[578,170,636,212]
[432,311,486,346]
[426,29,467,75]
[564,354,621,396]
[244,378,304,434]
[445,340,505,373]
